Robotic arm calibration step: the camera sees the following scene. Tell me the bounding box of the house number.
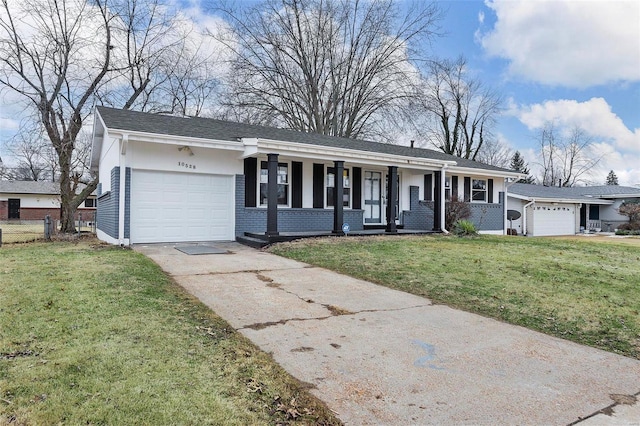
[178,161,196,169]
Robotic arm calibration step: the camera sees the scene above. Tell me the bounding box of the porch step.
[236,234,270,249]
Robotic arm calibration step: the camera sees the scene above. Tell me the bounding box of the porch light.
[178,146,194,156]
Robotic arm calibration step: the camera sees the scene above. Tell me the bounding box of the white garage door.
[130,170,234,243]
[532,203,576,236]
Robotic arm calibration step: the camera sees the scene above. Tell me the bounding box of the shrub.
[615,229,640,236]
[445,196,472,230]
[618,222,640,231]
[453,219,478,237]
[618,201,640,223]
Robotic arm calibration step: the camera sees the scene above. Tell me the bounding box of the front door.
[8,198,20,219]
[364,171,382,224]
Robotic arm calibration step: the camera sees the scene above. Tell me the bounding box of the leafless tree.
[414,56,502,160]
[475,137,513,168]
[215,0,442,141]
[535,122,600,187]
[3,128,51,181]
[0,0,210,232]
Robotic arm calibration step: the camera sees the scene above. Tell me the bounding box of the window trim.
[471,178,487,203]
[258,160,290,207]
[326,166,351,208]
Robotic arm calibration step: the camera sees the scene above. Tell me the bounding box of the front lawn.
[0,241,340,425]
[270,235,640,359]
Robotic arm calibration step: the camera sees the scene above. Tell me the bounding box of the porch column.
[266,153,279,236]
[432,170,442,231]
[386,165,398,233]
[332,161,344,234]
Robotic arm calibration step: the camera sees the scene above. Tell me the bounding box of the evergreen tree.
[606,170,619,185]
[510,151,535,184]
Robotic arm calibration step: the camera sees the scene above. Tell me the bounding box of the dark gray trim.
[464,177,471,202]
[452,175,459,199]
[433,171,442,231]
[96,167,120,239]
[313,163,324,208]
[266,153,279,236]
[352,167,362,210]
[333,161,344,233]
[292,161,303,208]
[488,179,494,203]
[244,158,257,207]
[424,174,432,201]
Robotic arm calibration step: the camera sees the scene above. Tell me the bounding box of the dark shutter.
[452,176,459,199]
[352,167,362,209]
[432,171,441,231]
[313,163,324,208]
[292,161,303,208]
[244,158,257,208]
[463,177,471,202]
[488,179,494,203]
[424,174,433,201]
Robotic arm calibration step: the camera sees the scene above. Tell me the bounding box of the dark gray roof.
[509,183,640,201]
[0,180,59,195]
[96,106,517,174]
[562,185,640,198]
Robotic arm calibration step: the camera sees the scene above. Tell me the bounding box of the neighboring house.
[507,183,640,236]
[90,107,522,246]
[0,180,97,222]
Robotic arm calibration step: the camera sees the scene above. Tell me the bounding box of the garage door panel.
[130,170,234,243]
[533,204,575,236]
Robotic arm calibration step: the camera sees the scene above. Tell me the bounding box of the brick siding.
[235,174,364,236]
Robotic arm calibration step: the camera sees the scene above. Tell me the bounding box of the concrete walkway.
[135,242,640,425]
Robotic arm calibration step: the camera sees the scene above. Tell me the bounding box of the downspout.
[440,164,449,234]
[118,134,129,246]
[522,199,535,236]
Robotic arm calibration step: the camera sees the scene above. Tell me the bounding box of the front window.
[472,179,487,202]
[260,161,289,205]
[326,167,350,207]
[84,198,96,208]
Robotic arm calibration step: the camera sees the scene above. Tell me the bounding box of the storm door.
[364,171,382,224]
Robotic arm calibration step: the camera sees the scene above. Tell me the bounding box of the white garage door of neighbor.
[533,204,575,236]
[131,170,234,243]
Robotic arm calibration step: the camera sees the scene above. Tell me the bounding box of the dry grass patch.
[0,240,340,425]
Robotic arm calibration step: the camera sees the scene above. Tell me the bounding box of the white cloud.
[516,97,640,152]
[586,142,640,186]
[478,11,485,24]
[480,0,640,87]
[0,117,19,132]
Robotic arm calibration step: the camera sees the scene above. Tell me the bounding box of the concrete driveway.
[135,242,640,425]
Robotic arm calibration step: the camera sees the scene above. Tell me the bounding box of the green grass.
[0,240,340,425]
[270,235,640,359]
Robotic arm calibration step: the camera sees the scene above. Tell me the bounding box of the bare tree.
[4,129,50,181]
[535,122,600,187]
[0,0,205,232]
[415,56,502,160]
[475,137,513,168]
[215,0,442,140]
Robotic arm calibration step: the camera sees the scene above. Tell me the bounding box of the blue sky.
[1,0,638,185]
[431,0,640,185]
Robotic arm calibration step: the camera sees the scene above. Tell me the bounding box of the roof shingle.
[96,106,517,174]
